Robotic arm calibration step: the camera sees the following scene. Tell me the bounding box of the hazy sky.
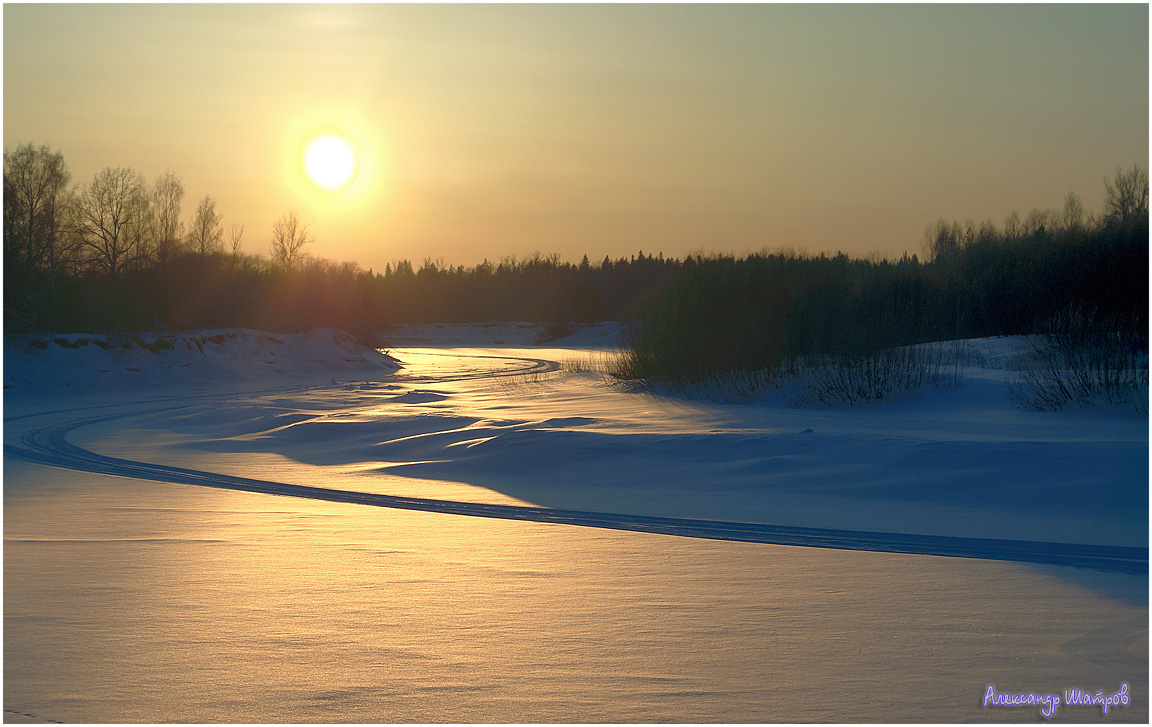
[5,4,1148,270]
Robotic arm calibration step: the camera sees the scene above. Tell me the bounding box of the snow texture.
[4,323,1147,723]
[5,325,1146,551]
[4,328,399,392]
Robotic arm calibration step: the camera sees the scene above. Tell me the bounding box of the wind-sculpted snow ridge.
[3,328,399,393]
[6,409,1147,575]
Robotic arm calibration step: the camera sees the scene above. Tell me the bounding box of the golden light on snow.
[301,131,359,190]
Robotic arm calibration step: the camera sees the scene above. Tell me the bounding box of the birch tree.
[150,171,185,265]
[187,194,224,255]
[77,166,148,277]
[270,211,314,272]
[1103,164,1149,225]
[3,143,72,273]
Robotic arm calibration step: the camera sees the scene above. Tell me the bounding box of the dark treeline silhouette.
[76,249,679,336]
[2,143,682,334]
[4,143,1147,364]
[371,252,677,325]
[621,166,1148,382]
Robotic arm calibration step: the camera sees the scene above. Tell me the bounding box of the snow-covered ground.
[4,323,1148,722]
[3,328,400,392]
[13,325,1139,547]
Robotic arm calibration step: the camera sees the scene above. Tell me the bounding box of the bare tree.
[229,223,245,256]
[1023,207,1057,237]
[976,218,1000,244]
[922,218,962,261]
[76,167,148,277]
[3,143,77,328]
[150,171,185,266]
[187,195,224,255]
[270,211,314,272]
[1062,191,1085,232]
[1003,210,1021,240]
[962,218,977,248]
[1103,164,1149,225]
[3,143,72,274]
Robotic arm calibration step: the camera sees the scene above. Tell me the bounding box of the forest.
[4,144,1148,374]
[3,144,685,336]
[618,176,1147,383]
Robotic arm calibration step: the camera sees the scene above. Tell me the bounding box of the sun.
[300,131,359,190]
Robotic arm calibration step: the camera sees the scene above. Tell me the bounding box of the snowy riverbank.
[4,327,1146,722]
[3,328,400,394]
[6,329,1146,548]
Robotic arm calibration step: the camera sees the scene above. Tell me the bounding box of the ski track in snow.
[5,350,1147,575]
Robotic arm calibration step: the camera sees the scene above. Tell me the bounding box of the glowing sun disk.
[302,133,359,189]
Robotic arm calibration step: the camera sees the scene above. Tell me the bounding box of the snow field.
[35,331,1144,549]
[3,328,400,393]
[4,324,1146,722]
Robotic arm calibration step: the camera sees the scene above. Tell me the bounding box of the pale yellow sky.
[5,4,1148,270]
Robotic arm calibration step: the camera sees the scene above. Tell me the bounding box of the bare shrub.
[1009,308,1147,415]
[778,342,965,407]
[610,342,965,406]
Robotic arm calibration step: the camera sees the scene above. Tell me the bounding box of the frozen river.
[4,335,1147,722]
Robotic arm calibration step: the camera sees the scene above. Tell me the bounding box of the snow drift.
[3,328,399,393]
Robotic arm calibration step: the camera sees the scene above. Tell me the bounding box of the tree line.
[4,144,316,331]
[620,166,1148,382]
[3,143,689,334]
[3,143,1147,350]
[920,165,1148,261]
